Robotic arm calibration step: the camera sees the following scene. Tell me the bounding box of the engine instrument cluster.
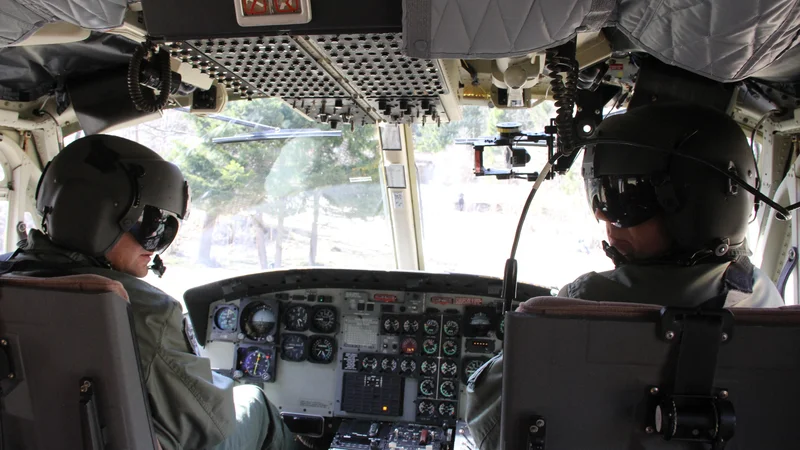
[193,270,540,449]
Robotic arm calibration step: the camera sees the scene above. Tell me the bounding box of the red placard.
[373,293,398,303]
[430,296,453,305]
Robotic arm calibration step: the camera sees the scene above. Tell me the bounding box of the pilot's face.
[595,209,672,260]
[105,232,154,278]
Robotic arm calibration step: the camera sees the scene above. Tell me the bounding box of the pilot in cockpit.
[465,102,784,449]
[2,135,303,450]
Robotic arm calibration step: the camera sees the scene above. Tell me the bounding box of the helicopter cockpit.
[2,1,800,449]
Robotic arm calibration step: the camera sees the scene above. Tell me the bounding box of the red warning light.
[273,0,301,13]
[242,0,269,15]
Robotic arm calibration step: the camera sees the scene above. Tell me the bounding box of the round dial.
[443,319,460,336]
[280,334,307,362]
[440,360,458,378]
[423,319,439,335]
[311,306,337,333]
[420,359,438,375]
[283,304,309,331]
[442,338,459,356]
[400,337,418,355]
[242,349,271,380]
[418,400,435,416]
[242,302,276,341]
[419,378,436,397]
[468,312,492,336]
[422,338,438,355]
[381,357,398,372]
[403,319,419,333]
[383,317,400,334]
[214,305,238,331]
[309,336,335,363]
[400,358,417,375]
[361,356,378,371]
[438,402,456,418]
[463,359,487,383]
[439,380,456,398]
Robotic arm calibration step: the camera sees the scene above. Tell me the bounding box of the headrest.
[0,273,129,302]
[516,296,800,325]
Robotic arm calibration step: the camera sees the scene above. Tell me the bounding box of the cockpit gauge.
[242,348,272,381]
[438,402,456,418]
[308,336,336,364]
[463,358,488,384]
[420,359,438,376]
[242,302,277,341]
[467,311,492,336]
[311,306,337,333]
[400,358,417,375]
[423,318,439,335]
[497,317,505,340]
[283,304,310,332]
[439,380,456,399]
[419,378,436,397]
[418,400,436,416]
[403,319,419,333]
[280,334,307,362]
[422,338,438,355]
[214,305,238,331]
[400,337,418,355]
[361,356,378,372]
[382,317,400,334]
[381,357,398,373]
[443,319,460,337]
[440,360,458,378]
[442,338,459,357]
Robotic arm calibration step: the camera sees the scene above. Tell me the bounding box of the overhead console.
[185,269,550,449]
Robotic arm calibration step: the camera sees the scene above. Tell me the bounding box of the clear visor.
[129,205,180,253]
[585,176,661,228]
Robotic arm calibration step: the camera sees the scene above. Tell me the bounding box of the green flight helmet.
[35,134,190,257]
[582,103,757,258]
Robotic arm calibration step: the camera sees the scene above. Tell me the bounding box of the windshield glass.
[414,104,614,289]
[101,99,395,300]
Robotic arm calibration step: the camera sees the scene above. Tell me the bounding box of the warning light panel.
[234,0,312,27]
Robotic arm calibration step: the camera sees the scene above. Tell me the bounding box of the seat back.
[501,297,800,450]
[0,274,157,450]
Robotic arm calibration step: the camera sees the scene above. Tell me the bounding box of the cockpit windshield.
[75,100,615,299]
[414,104,613,289]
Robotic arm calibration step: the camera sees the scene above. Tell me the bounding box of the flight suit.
[6,230,298,450]
[465,257,784,450]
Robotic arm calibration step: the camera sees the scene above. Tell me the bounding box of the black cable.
[581,138,791,219]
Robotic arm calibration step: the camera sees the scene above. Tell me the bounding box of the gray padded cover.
[0,286,157,450]
[403,0,800,82]
[501,311,800,449]
[0,0,127,46]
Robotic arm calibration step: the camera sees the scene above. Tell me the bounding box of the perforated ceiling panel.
[171,33,453,126]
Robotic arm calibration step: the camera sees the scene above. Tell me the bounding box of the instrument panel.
[203,289,507,426]
[187,269,548,448]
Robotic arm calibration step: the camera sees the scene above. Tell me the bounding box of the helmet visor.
[586,176,661,228]
[129,205,180,253]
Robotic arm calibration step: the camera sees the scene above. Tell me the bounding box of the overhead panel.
[170,33,457,127]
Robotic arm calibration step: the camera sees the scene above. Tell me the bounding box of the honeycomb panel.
[174,37,349,99]
[313,34,445,98]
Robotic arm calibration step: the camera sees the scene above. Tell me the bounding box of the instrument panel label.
[454,297,483,305]
[430,296,453,305]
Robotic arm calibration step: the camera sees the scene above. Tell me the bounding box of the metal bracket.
[658,303,734,344]
[777,246,797,299]
[526,416,547,450]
